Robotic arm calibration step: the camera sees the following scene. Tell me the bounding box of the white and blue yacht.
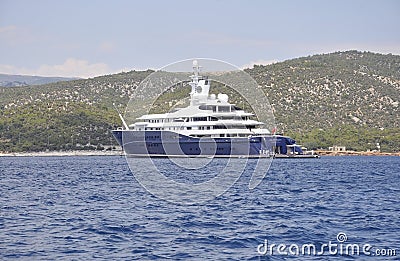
[112,61,311,158]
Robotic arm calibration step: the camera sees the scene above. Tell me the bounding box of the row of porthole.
[188,147,226,151]
[145,136,161,139]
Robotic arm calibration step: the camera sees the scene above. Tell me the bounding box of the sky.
[0,0,399,78]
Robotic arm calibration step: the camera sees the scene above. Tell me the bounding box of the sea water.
[1,156,399,260]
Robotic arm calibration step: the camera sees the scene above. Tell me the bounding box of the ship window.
[207,126,210,130]
[207,106,216,112]
[187,127,192,130]
[200,106,215,111]
[193,117,207,122]
[220,134,224,137]
[220,116,234,120]
[218,106,230,112]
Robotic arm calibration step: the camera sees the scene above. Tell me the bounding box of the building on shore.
[328,145,346,152]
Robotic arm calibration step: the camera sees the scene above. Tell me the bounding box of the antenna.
[113,103,129,130]
[193,59,198,71]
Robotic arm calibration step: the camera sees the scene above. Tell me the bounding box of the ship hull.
[112,130,303,158]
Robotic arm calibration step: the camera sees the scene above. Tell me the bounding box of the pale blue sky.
[1,0,399,78]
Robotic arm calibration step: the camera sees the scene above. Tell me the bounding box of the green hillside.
[0,70,151,152]
[0,51,399,152]
[247,51,400,151]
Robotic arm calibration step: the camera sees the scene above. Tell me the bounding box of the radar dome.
[218,93,229,102]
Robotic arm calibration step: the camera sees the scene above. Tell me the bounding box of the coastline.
[0,150,399,157]
[315,150,400,156]
[0,150,125,157]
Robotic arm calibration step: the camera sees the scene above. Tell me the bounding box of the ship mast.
[189,60,200,105]
[189,60,210,105]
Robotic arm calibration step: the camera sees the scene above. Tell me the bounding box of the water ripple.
[0,156,399,260]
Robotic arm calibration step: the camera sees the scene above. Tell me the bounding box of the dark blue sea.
[1,156,399,260]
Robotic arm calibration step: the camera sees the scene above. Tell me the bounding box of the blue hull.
[112,130,303,158]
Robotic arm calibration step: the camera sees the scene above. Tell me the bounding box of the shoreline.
[315,150,400,156]
[0,150,399,157]
[0,150,125,157]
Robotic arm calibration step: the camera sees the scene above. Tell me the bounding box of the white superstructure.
[128,60,270,138]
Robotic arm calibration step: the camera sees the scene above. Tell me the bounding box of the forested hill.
[0,70,152,152]
[247,51,400,151]
[0,74,78,87]
[0,51,399,152]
